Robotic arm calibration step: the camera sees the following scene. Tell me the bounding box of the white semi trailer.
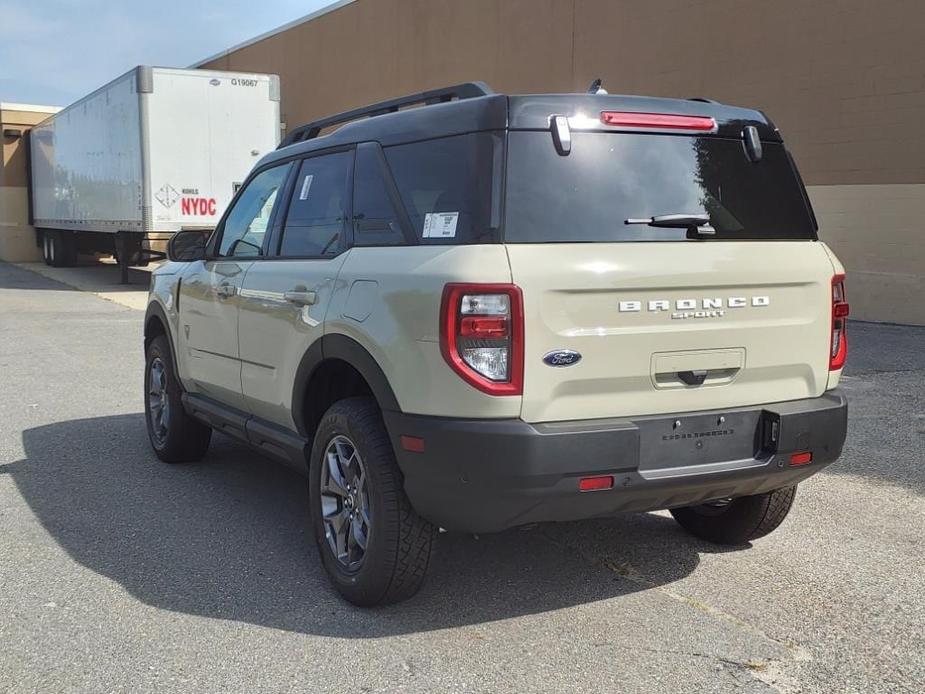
[29,66,280,281]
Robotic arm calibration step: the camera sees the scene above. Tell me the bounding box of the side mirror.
[167,229,209,262]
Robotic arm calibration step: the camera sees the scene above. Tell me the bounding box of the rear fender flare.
[291,334,400,438]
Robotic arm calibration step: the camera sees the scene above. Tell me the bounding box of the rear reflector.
[579,475,614,492]
[790,451,813,466]
[600,111,717,132]
[400,435,425,453]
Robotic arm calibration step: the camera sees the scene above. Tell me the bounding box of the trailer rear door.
[146,68,279,233]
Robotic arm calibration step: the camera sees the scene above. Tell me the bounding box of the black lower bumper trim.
[383,391,847,533]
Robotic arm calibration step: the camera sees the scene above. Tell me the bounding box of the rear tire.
[308,397,436,606]
[44,230,77,268]
[144,335,212,463]
[670,486,797,545]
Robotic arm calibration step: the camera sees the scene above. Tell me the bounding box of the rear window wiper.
[624,213,715,235]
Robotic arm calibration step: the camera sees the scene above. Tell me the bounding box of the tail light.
[440,284,524,395]
[830,274,849,370]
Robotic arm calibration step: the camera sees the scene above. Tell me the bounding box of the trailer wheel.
[115,246,149,267]
[114,232,147,283]
[113,251,148,266]
[63,233,78,266]
[45,231,77,268]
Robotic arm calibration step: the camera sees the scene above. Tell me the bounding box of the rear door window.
[278,151,352,257]
[504,131,817,243]
[384,133,500,244]
[352,143,407,247]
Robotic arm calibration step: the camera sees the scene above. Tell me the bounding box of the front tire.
[144,335,212,463]
[670,486,797,545]
[308,397,436,606]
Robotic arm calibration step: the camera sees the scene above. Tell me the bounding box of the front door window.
[218,164,291,257]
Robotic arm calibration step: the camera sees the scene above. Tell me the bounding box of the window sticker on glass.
[422,211,458,238]
[298,174,314,200]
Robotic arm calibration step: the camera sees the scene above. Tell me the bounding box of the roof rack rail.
[278,81,494,149]
[688,97,720,104]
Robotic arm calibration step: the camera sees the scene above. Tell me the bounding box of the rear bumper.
[384,391,847,533]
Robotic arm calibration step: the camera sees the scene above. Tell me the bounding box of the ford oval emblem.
[543,350,582,367]
[209,78,221,86]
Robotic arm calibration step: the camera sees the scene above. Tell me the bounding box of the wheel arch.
[144,301,182,386]
[292,334,401,439]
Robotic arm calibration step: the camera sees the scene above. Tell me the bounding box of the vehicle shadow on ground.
[4,414,742,637]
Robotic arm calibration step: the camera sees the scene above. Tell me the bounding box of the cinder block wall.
[199,0,925,324]
[0,104,59,262]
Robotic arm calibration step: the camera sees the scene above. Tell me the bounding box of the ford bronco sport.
[144,82,848,606]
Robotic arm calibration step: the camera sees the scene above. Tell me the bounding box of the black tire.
[144,335,212,463]
[118,236,148,267]
[63,233,79,266]
[45,230,77,268]
[308,397,436,606]
[41,233,52,266]
[118,247,149,267]
[670,486,797,545]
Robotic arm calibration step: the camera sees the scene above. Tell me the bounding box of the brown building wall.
[1,105,60,263]
[200,0,925,324]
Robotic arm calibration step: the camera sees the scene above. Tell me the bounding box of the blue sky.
[0,0,332,106]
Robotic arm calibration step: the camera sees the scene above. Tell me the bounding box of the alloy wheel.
[148,357,170,446]
[320,435,371,571]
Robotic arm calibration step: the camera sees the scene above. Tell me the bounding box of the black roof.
[258,83,779,169]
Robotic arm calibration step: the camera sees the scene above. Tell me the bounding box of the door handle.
[678,369,709,386]
[216,283,236,299]
[283,290,317,306]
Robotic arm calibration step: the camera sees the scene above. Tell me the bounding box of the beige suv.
[144,82,849,606]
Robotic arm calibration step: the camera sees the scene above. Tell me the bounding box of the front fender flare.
[143,300,182,375]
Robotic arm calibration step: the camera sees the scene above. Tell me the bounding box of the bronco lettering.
[620,296,770,313]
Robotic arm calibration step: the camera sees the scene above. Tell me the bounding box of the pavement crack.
[612,645,765,670]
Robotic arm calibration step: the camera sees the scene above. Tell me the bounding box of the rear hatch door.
[503,122,835,423]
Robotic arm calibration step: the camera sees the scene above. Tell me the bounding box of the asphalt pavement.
[1,261,922,694]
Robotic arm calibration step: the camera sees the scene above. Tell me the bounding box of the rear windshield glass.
[504,131,816,243]
[384,133,501,244]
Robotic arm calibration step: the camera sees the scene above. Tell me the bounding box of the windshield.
[503,131,816,242]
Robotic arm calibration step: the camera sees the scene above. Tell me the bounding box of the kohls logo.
[181,197,217,216]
